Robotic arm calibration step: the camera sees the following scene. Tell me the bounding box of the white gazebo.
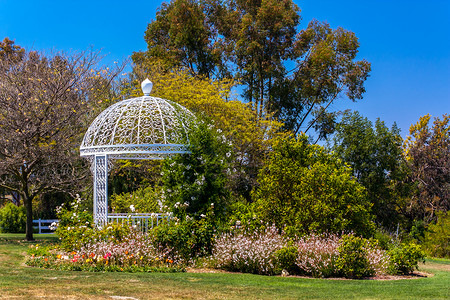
[80,79,194,226]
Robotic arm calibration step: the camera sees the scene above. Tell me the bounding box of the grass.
[0,233,449,299]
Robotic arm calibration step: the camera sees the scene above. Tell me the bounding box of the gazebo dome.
[80,79,194,160]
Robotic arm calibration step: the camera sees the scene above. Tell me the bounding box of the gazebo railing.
[107,213,172,232]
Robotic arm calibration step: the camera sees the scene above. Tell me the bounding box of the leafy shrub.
[336,235,374,278]
[253,134,374,237]
[273,245,299,274]
[424,211,450,258]
[55,195,94,251]
[110,185,160,213]
[161,119,232,221]
[150,216,216,263]
[373,227,397,250]
[0,203,26,233]
[225,200,263,233]
[409,219,427,242]
[388,242,425,274]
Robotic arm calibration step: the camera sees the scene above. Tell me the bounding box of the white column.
[93,155,108,227]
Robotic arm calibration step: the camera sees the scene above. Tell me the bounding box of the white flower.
[130,205,135,212]
[49,222,58,231]
[200,214,206,218]
[226,152,231,158]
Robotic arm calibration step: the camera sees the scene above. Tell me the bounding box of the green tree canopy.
[133,0,371,141]
[133,0,221,78]
[332,111,409,229]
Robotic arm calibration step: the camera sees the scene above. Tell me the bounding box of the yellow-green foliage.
[388,242,425,275]
[110,186,160,214]
[253,134,374,236]
[0,203,26,233]
[424,211,450,258]
[126,62,284,165]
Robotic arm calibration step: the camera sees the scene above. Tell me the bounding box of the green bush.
[0,203,26,233]
[409,219,427,242]
[56,194,132,251]
[253,134,375,237]
[110,185,160,213]
[150,216,216,262]
[336,234,374,278]
[161,119,232,221]
[373,227,397,250]
[274,245,299,274]
[55,195,94,251]
[225,200,263,233]
[424,211,450,258]
[388,242,425,274]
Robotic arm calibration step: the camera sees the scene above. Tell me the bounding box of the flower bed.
[26,229,184,273]
[209,227,392,278]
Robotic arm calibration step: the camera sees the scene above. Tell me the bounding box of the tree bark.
[24,196,34,241]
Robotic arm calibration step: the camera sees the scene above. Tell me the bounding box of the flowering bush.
[27,243,53,257]
[211,225,287,275]
[26,228,184,273]
[54,194,94,251]
[211,228,390,278]
[161,119,232,221]
[293,233,341,278]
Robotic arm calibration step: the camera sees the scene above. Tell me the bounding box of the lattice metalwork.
[80,97,194,158]
[93,155,108,226]
[80,79,194,226]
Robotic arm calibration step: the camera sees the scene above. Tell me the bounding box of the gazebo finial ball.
[141,78,153,96]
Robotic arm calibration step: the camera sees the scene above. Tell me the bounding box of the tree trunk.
[24,196,34,241]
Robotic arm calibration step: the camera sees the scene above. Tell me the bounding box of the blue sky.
[1,0,449,138]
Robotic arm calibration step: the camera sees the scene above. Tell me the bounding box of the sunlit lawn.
[0,233,449,299]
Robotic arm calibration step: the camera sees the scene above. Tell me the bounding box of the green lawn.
[0,233,449,299]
